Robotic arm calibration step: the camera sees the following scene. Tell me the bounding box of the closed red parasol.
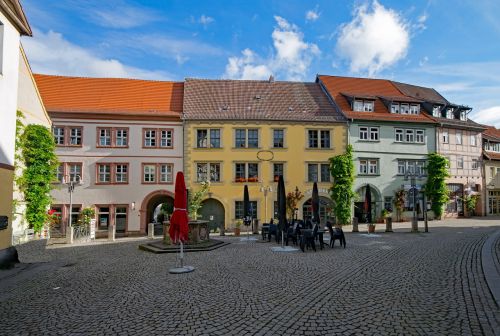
[169,172,189,244]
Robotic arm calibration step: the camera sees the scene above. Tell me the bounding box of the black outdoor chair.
[267,224,279,243]
[285,221,299,246]
[300,224,318,252]
[326,221,346,248]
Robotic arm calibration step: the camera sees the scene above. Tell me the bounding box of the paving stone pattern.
[1,225,499,335]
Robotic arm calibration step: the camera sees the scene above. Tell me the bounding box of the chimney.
[269,75,274,83]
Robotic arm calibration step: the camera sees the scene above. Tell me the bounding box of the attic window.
[288,107,293,112]
[353,100,374,112]
[221,104,229,111]
[432,106,440,117]
[460,111,467,121]
[391,103,420,115]
[446,108,453,119]
[254,95,261,100]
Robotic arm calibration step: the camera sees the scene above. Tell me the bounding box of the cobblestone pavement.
[1,219,500,335]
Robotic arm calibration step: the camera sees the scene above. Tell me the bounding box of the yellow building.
[183,78,347,231]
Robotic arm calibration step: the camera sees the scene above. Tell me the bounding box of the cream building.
[0,0,32,265]
[34,74,184,237]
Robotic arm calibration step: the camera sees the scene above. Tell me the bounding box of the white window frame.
[416,130,425,143]
[160,130,173,148]
[160,164,173,183]
[405,129,414,143]
[470,134,477,147]
[359,127,368,140]
[369,127,379,141]
[115,164,128,183]
[395,129,404,142]
[443,130,449,144]
[457,157,464,169]
[456,131,462,145]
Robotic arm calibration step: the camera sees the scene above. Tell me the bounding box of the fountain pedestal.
[163,220,210,245]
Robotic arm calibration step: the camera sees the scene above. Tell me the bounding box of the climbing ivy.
[425,153,450,219]
[16,122,58,232]
[329,145,356,225]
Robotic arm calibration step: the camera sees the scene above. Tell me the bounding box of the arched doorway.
[354,184,382,223]
[302,196,333,224]
[140,190,174,234]
[199,198,225,233]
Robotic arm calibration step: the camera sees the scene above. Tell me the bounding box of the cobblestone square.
[1,219,499,335]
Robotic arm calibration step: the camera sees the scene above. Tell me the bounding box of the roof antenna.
[269,75,274,83]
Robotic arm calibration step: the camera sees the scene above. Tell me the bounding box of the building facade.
[183,78,347,231]
[0,0,32,263]
[482,126,500,216]
[393,82,486,217]
[34,74,184,237]
[318,75,437,222]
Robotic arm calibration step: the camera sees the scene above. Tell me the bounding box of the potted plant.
[234,219,242,236]
[382,208,393,232]
[368,222,376,233]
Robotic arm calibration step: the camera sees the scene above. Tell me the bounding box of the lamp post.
[63,174,82,242]
[404,171,422,233]
[260,185,273,222]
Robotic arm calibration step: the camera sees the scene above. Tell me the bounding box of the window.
[273,163,284,182]
[446,108,453,119]
[143,164,156,183]
[460,111,467,121]
[391,103,400,114]
[49,206,62,230]
[320,164,330,182]
[115,164,128,183]
[359,127,368,140]
[98,206,110,230]
[210,129,221,148]
[409,104,420,114]
[470,134,477,147]
[197,163,208,182]
[307,163,330,182]
[369,127,379,141]
[400,103,410,114]
[98,128,112,147]
[143,128,174,148]
[56,164,64,183]
[457,157,464,169]
[70,206,81,226]
[456,131,462,145]
[235,201,257,220]
[397,160,426,176]
[353,100,374,112]
[443,130,449,143]
[308,130,330,148]
[273,129,284,148]
[144,130,156,147]
[68,163,82,182]
[97,164,111,183]
[69,127,82,145]
[160,130,173,148]
[405,129,414,143]
[472,159,479,170]
[234,129,258,148]
[395,129,404,142]
[416,130,425,143]
[415,161,425,175]
[53,127,65,145]
[359,159,378,175]
[398,161,406,175]
[433,106,440,117]
[197,129,208,148]
[115,129,128,147]
[53,126,83,146]
[384,197,393,211]
[115,206,127,234]
[160,164,173,183]
[234,163,259,182]
[209,163,221,182]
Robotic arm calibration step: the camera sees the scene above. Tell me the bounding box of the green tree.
[329,145,355,225]
[425,153,450,219]
[17,124,58,232]
[188,181,210,220]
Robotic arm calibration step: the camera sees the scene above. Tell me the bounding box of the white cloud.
[86,4,160,29]
[23,29,172,80]
[336,0,410,76]
[223,16,320,81]
[306,7,320,21]
[471,106,500,127]
[199,14,215,26]
[413,13,428,32]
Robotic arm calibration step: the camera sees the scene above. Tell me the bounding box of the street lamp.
[260,185,273,222]
[63,174,82,230]
[404,170,423,233]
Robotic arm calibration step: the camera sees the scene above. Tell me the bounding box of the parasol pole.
[180,240,184,268]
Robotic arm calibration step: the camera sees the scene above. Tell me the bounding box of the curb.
[481,229,500,307]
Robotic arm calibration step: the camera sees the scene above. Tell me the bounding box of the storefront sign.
[90,219,96,239]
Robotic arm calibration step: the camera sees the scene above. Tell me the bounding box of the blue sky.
[21,0,500,126]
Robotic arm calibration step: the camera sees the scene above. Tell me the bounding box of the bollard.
[352,217,359,232]
[108,224,115,242]
[67,226,74,244]
[385,217,393,232]
[148,223,155,239]
[219,222,225,236]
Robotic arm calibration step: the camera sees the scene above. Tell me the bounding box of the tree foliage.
[17,123,58,232]
[394,189,406,222]
[425,153,450,219]
[188,181,210,219]
[286,187,304,218]
[329,145,355,225]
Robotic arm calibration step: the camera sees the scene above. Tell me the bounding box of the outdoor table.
[298,228,326,250]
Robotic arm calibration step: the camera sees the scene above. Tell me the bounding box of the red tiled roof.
[318,75,437,124]
[33,74,184,116]
[183,78,346,123]
[484,151,500,161]
[483,125,500,141]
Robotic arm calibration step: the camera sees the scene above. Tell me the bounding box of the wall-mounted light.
[131,202,136,210]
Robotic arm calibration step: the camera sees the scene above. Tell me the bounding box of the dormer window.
[432,106,440,117]
[400,103,410,114]
[353,100,374,112]
[391,103,399,114]
[460,111,467,121]
[409,104,420,114]
[446,108,454,119]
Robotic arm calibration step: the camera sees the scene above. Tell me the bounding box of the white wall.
[0,11,21,166]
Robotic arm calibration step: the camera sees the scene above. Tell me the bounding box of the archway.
[140,190,174,234]
[302,196,333,224]
[354,184,382,223]
[199,198,225,233]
